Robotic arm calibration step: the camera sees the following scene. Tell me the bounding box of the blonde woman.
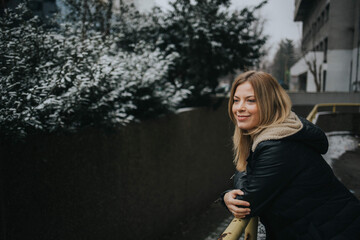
[222,71,360,239]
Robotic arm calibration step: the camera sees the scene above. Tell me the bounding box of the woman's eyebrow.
[234,95,255,98]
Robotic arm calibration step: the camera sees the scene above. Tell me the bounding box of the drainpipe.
[349,60,353,92]
[355,11,360,92]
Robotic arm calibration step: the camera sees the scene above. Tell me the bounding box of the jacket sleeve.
[233,170,247,189]
[236,141,301,217]
[219,171,247,208]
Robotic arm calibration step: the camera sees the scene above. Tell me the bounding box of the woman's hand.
[224,189,251,218]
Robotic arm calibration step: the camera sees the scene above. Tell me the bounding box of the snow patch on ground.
[322,132,359,167]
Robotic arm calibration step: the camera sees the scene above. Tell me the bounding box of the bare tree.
[303,51,322,92]
[300,37,324,92]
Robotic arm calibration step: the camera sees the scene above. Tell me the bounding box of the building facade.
[290,0,360,92]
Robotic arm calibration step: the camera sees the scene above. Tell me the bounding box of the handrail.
[217,217,258,240]
[306,103,360,123]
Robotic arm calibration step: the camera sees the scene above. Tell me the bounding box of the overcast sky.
[153,0,302,60]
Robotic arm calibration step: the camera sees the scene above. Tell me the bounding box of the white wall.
[326,49,353,91]
[288,92,360,105]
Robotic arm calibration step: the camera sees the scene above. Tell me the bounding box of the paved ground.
[333,145,360,199]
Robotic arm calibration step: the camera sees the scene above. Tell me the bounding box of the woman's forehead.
[235,82,254,94]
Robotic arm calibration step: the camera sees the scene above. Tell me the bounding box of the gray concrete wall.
[301,0,328,52]
[316,113,360,133]
[328,0,356,50]
[0,99,235,240]
[301,0,357,51]
[289,92,360,118]
[352,0,360,50]
[288,92,360,105]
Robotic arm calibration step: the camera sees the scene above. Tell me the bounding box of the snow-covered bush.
[1,4,52,138]
[1,0,267,140]
[0,4,189,140]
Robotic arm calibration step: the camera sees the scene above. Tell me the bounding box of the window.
[323,37,328,63]
[317,17,321,30]
[299,72,307,91]
[325,4,330,22]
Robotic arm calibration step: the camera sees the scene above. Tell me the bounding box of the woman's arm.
[235,141,302,217]
[221,171,251,218]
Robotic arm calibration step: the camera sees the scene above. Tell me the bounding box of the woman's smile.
[236,115,250,120]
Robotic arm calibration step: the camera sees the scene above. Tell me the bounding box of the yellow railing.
[217,217,258,240]
[218,103,360,240]
[307,103,360,123]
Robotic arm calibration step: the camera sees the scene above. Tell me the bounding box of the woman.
[222,71,360,239]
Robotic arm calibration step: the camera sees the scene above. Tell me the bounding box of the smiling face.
[232,81,260,131]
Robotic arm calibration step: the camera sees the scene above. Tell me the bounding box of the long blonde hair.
[228,71,292,171]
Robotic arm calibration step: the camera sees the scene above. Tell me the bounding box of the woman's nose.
[235,102,245,112]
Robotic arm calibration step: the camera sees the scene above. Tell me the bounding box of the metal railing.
[306,103,360,123]
[218,103,360,240]
[217,217,258,240]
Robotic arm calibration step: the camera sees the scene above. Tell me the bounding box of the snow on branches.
[0,4,189,139]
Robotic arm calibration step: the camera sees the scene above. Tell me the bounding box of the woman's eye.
[233,99,239,103]
[248,99,256,103]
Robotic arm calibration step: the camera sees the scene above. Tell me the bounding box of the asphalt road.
[333,145,360,199]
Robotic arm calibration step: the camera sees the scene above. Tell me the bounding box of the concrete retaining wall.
[289,92,360,118]
[0,99,235,240]
[316,113,360,133]
[288,92,360,105]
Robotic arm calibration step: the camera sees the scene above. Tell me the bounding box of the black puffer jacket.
[228,116,360,239]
